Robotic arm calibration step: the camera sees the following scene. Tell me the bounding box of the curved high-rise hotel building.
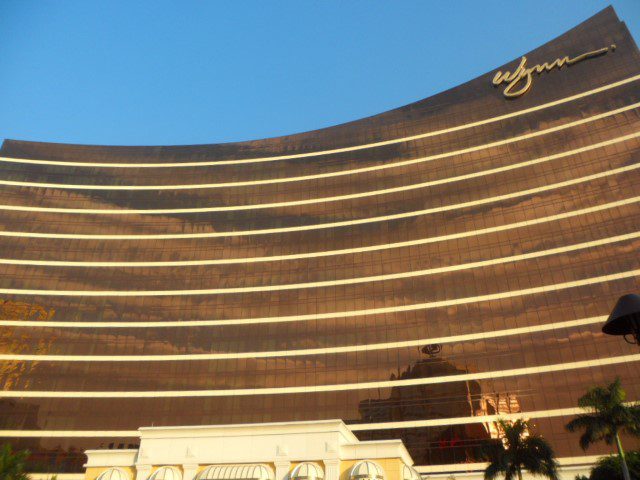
[1,6,639,478]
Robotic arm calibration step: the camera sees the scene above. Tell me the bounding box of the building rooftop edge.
[1,6,632,155]
[138,418,349,432]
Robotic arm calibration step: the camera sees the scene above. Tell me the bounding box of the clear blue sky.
[1,0,638,146]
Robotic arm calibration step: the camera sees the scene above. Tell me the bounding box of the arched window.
[290,463,324,480]
[96,468,131,480]
[349,461,384,480]
[401,465,421,480]
[148,467,182,480]
[197,464,274,480]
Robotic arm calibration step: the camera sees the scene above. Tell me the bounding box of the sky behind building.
[1,0,639,146]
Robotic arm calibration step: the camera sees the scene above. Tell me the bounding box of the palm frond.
[577,386,607,410]
[483,461,504,480]
[504,464,520,480]
[566,378,640,459]
[521,437,560,480]
[523,436,556,458]
[580,419,613,450]
[565,414,598,432]
[624,405,640,437]
[609,377,626,404]
[0,444,30,480]
[483,419,558,480]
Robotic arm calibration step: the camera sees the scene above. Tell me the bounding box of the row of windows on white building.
[96,461,421,480]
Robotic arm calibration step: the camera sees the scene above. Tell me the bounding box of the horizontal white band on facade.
[0,191,640,242]
[348,407,586,431]
[1,268,638,328]
[0,409,597,438]
[0,430,140,438]
[5,404,638,438]
[1,162,639,240]
[2,107,638,194]
[0,315,606,362]
[350,395,629,430]
[1,231,638,296]
[1,74,638,169]
[1,353,638,398]
[2,127,638,214]
[1,196,638,266]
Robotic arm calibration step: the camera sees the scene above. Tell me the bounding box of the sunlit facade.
[1,6,639,477]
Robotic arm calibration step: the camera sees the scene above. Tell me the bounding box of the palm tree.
[482,418,559,480]
[587,451,640,480]
[565,377,640,480]
[0,443,30,480]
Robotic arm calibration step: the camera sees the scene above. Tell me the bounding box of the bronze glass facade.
[1,6,640,473]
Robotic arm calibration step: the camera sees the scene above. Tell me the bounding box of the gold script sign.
[492,44,616,98]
